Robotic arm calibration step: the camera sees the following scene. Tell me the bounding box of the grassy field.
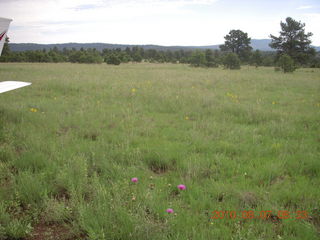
[0,63,319,240]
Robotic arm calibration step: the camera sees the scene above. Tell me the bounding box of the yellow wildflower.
[30,108,38,112]
[185,116,189,120]
[131,88,136,93]
[271,143,281,149]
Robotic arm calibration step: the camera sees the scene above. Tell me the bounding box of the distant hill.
[9,39,320,52]
[9,43,189,52]
[250,39,273,51]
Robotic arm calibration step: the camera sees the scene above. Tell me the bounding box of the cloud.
[2,0,219,23]
[2,0,220,44]
[71,4,102,11]
[2,0,319,46]
[301,13,320,45]
[297,5,313,10]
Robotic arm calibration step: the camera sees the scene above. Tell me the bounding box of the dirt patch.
[83,132,99,141]
[27,221,81,240]
[270,175,286,185]
[267,214,281,224]
[149,163,168,174]
[9,165,19,175]
[308,208,320,232]
[54,186,70,201]
[217,193,225,202]
[56,125,78,136]
[149,183,155,190]
[169,188,180,199]
[147,157,177,175]
[239,192,258,208]
[144,207,166,224]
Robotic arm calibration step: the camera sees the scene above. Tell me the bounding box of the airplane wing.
[0,81,32,94]
[0,17,12,56]
[0,18,32,93]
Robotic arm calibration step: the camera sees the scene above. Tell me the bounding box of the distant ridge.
[9,39,320,52]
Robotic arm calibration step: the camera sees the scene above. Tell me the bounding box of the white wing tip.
[0,81,32,94]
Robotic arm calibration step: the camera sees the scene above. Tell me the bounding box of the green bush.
[277,54,296,72]
[106,54,121,65]
[222,53,241,69]
[309,56,320,68]
[190,50,206,67]
[205,49,219,67]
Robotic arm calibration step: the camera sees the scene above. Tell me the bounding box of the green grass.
[0,63,319,240]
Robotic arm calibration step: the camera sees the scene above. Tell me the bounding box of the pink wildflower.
[177,184,186,190]
[166,208,174,213]
[131,177,138,183]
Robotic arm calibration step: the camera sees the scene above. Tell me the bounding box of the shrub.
[309,56,320,68]
[190,50,206,67]
[205,49,219,67]
[222,53,241,69]
[106,54,121,65]
[277,54,296,73]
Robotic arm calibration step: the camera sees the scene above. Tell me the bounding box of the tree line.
[0,41,279,67]
[1,17,319,71]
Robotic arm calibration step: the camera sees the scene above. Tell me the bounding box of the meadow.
[0,62,319,240]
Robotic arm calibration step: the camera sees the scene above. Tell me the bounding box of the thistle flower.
[177,184,186,190]
[166,208,174,213]
[131,177,138,183]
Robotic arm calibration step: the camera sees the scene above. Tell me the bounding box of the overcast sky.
[2,0,320,46]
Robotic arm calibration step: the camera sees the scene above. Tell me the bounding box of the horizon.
[9,38,271,47]
[2,0,320,46]
[8,39,320,49]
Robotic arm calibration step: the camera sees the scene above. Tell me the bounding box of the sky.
[1,0,320,46]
